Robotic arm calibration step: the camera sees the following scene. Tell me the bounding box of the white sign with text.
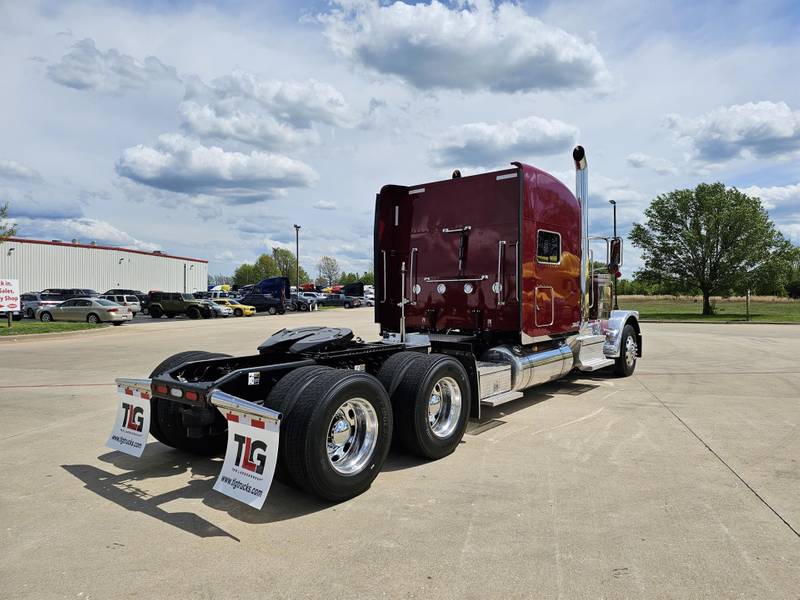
[106,384,152,457]
[213,412,279,509]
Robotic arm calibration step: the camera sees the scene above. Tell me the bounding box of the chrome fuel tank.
[483,344,574,391]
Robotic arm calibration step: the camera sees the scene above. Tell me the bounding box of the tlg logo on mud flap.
[233,434,268,475]
[121,402,144,432]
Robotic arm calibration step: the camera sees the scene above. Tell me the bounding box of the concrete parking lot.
[1,310,798,599]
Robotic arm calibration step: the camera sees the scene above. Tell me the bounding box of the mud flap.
[106,378,152,457]
[209,390,282,509]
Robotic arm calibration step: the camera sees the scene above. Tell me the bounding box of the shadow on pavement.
[62,442,329,538]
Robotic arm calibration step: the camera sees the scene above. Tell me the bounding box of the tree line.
[223,248,374,288]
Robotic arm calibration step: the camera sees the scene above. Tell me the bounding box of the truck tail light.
[107,308,118,313]
[185,391,199,402]
[154,384,169,395]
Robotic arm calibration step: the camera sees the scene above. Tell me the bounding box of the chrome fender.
[603,310,642,358]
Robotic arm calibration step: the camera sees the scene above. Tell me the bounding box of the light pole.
[609,199,618,310]
[293,224,301,292]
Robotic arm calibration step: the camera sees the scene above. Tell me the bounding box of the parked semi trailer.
[107,146,641,506]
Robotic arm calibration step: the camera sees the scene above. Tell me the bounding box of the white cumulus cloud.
[313,200,337,210]
[187,71,357,129]
[47,38,178,93]
[666,101,800,162]
[179,101,320,150]
[0,159,41,181]
[626,153,677,176]
[10,216,159,251]
[739,182,800,210]
[318,0,610,93]
[430,116,578,167]
[115,134,318,202]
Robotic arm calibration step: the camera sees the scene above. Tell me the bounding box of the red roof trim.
[1,237,208,263]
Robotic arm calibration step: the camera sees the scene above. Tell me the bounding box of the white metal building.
[0,238,208,293]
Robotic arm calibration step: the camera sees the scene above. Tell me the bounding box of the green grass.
[618,297,800,323]
[0,321,102,336]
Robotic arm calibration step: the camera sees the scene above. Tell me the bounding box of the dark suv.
[239,293,286,315]
[147,292,212,319]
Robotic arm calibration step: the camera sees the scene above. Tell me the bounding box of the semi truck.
[109,146,641,505]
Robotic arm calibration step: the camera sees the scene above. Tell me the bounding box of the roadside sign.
[213,411,279,509]
[106,381,152,457]
[0,279,20,313]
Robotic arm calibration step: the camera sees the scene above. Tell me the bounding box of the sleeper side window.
[537,230,561,264]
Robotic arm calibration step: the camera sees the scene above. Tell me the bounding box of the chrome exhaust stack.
[573,145,590,328]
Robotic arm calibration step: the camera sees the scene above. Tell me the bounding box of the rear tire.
[614,324,638,377]
[40,312,52,322]
[265,365,333,485]
[389,354,470,460]
[149,351,232,454]
[283,369,392,502]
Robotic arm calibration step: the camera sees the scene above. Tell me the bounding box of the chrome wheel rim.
[428,376,462,439]
[41,313,51,322]
[625,336,637,367]
[88,315,98,324]
[326,398,379,475]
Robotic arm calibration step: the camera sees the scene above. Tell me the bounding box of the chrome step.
[577,357,615,372]
[480,390,524,407]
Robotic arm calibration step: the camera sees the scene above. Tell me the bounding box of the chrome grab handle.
[496,240,506,306]
[381,250,387,302]
[588,249,595,309]
[410,247,418,304]
[423,275,488,283]
[534,286,555,327]
[442,226,471,234]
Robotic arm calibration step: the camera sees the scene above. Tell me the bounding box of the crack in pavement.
[634,375,800,540]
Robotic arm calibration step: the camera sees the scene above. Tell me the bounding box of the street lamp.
[609,199,618,310]
[293,224,301,292]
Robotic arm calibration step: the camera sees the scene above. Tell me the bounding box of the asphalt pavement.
[0,311,798,599]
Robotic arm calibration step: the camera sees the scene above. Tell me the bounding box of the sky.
[1,0,799,280]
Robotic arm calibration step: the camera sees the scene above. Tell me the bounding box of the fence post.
[746,289,751,322]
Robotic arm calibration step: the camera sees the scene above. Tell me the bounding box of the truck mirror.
[609,237,623,268]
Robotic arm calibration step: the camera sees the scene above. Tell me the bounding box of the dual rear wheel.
[148,351,471,502]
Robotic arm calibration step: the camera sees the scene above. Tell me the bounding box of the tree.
[630,183,788,315]
[233,253,280,286]
[317,256,341,286]
[1,202,17,239]
[208,274,232,286]
[272,247,309,286]
[339,271,359,284]
[361,271,375,285]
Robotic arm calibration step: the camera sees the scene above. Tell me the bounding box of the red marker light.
[154,384,168,395]
[185,391,199,402]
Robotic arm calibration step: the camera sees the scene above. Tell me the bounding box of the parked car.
[202,300,233,318]
[100,294,142,316]
[212,298,255,317]
[317,293,362,309]
[20,292,63,318]
[103,289,149,313]
[36,298,133,325]
[147,291,212,319]
[238,293,286,315]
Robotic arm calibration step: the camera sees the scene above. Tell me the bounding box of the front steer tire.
[149,350,232,455]
[614,324,638,377]
[283,369,392,502]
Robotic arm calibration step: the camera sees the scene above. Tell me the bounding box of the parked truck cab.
[110,146,642,505]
